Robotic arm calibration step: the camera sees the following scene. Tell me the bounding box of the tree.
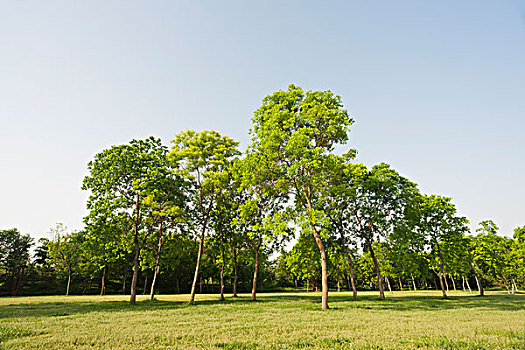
[417,195,469,299]
[168,130,240,304]
[82,137,171,304]
[473,220,513,293]
[339,163,417,299]
[0,228,33,296]
[247,84,354,309]
[46,224,82,296]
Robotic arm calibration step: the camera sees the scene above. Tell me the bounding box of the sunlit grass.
[0,290,523,349]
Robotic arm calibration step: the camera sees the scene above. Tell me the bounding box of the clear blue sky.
[1,1,524,239]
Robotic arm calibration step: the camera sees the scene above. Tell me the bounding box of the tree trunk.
[398,276,403,291]
[465,276,472,294]
[130,232,140,305]
[432,275,438,290]
[451,276,456,291]
[367,239,385,300]
[143,274,148,295]
[461,275,466,292]
[337,274,341,292]
[220,231,225,301]
[251,235,261,301]
[11,265,24,297]
[498,267,510,294]
[306,278,309,292]
[150,224,163,300]
[176,279,180,294]
[470,262,483,296]
[411,273,417,291]
[436,244,448,299]
[189,228,206,304]
[512,277,519,293]
[66,270,71,296]
[100,266,106,296]
[311,228,329,309]
[385,276,392,294]
[304,194,328,309]
[342,242,357,300]
[122,275,126,294]
[232,247,238,297]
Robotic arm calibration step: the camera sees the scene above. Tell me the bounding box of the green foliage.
[0,228,33,295]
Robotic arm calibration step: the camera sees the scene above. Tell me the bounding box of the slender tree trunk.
[511,277,519,292]
[100,266,106,296]
[436,244,448,299]
[220,231,225,301]
[122,275,126,294]
[465,276,472,294]
[130,232,140,304]
[232,247,238,297]
[66,270,71,296]
[346,275,351,292]
[130,195,141,305]
[451,276,456,291]
[251,235,261,301]
[497,267,510,294]
[175,279,180,294]
[306,278,309,292]
[150,224,163,300]
[367,238,385,300]
[398,276,403,291]
[433,275,438,290]
[411,273,417,291]
[337,274,341,292]
[304,194,329,309]
[189,227,206,304]
[11,265,23,297]
[311,228,329,309]
[470,262,483,296]
[385,276,392,294]
[143,275,148,295]
[461,275,466,292]
[342,242,357,300]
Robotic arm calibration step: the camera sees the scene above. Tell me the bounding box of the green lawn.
[0,290,523,349]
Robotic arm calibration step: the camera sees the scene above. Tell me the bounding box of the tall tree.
[340,163,417,299]
[0,228,33,296]
[168,130,240,304]
[474,220,513,293]
[46,224,83,296]
[247,84,354,309]
[82,137,171,304]
[417,195,469,299]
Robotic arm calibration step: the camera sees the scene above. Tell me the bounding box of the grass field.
[0,290,523,349]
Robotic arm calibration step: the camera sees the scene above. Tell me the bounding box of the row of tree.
[1,85,523,310]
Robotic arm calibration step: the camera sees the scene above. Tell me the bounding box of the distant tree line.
[1,85,524,310]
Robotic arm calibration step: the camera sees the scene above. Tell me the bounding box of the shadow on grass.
[0,292,523,320]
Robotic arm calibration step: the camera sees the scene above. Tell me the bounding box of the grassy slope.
[0,291,523,349]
